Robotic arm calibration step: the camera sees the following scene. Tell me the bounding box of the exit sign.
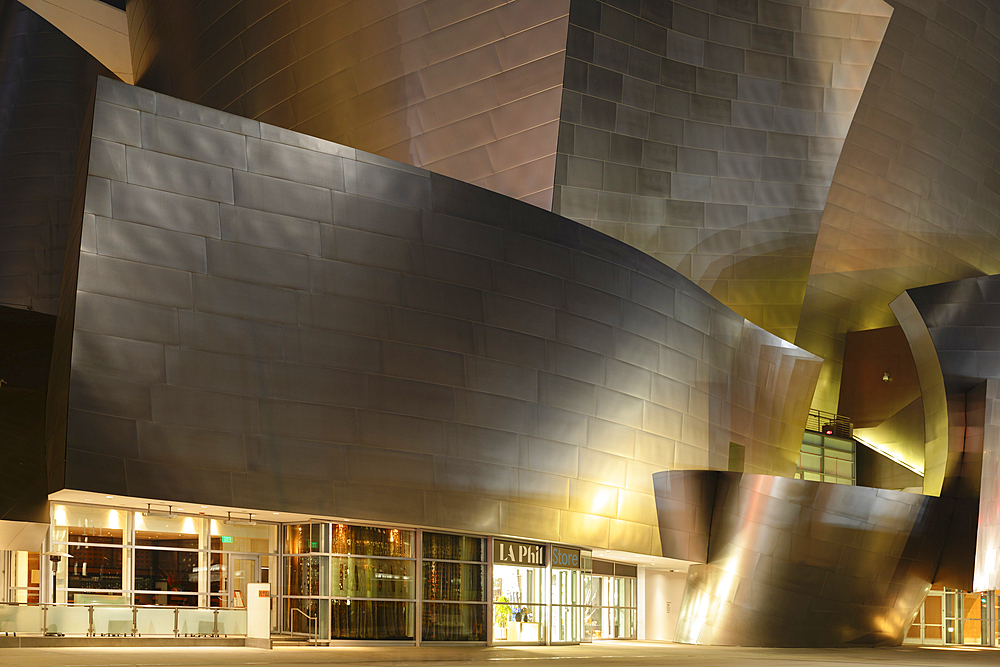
[221,536,233,543]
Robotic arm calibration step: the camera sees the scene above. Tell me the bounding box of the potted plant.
[494,595,512,640]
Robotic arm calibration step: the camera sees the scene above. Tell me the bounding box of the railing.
[805,408,852,439]
[0,603,246,638]
[289,606,318,646]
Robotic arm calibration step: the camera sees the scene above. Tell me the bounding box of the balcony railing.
[0,603,246,637]
[805,408,852,439]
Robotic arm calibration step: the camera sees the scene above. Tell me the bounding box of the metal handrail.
[805,408,852,438]
[289,606,318,645]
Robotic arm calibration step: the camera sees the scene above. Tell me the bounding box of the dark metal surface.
[0,305,55,527]
[654,470,952,647]
[51,76,823,556]
[0,0,112,314]
[890,276,1000,590]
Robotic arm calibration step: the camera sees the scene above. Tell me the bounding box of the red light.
[825,429,833,435]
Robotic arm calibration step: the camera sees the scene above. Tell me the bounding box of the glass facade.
[35,503,616,645]
[421,532,486,641]
[50,504,278,609]
[282,523,417,641]
[905,585,1000,646]
[589,560,638,639]
[795,432,855,485]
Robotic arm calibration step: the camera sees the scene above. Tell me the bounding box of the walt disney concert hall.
[1,0,1000,649]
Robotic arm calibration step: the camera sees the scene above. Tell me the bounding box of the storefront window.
[422,602,484,641]
[5,551,41,603]
[211,521,274,553]
[284,555,323,597]
[61,545,125,592]
[280,522,418,641]
[52,505,125,545]
[493,539,546,644]
[422,532,485,641]
[333,557,414,599]
[333,524,412,557]
[50,503,277,608]
[333,599,414,639]
[550,547,592,643]
[285,523,328,554]
[134,514,203,549]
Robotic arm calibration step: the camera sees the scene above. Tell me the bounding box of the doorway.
[224,554,259,608]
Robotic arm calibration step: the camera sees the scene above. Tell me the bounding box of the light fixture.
[105,495,114,499]
[225,511,256,526]
[143,503,177,518]
[883,371,892,382]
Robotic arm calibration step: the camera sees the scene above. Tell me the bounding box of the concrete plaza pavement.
[0,642,998,667]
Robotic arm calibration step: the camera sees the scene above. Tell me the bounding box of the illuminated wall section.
[50,77,822,558]
[797,0,1000,413]
[553,0,889,345]
[126,0,570,208]
[19,0,132,82]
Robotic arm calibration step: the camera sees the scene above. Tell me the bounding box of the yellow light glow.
[53,505,67,526]
[182,517,196,534]
[108,510,120,530]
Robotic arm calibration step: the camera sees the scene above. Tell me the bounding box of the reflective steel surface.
[798,0,1000,412]
[891,276,1000,590]
[654,470,953,647]
[555,0,890,351]
[126,0,570,208]
[50,76,822,556]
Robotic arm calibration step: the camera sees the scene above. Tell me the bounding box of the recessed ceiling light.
[105,496,114,499]
[273,512,279,515]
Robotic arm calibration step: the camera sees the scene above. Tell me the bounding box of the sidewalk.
[0,642,998,667]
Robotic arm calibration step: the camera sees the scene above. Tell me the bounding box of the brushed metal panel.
[77,252,193,309]
[111,180,221,237]
[136,422,246,472]
[128,0,568,206]
[233,170,333,223]
[125,145,235,204]
[657,470,952,646]
[96,217,207,273]
[141,113,247,170]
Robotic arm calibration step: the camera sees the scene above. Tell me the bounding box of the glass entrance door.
[493,564,545,643]
[225,554,259,608]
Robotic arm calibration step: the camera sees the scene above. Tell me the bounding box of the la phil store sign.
[493,540,581,569]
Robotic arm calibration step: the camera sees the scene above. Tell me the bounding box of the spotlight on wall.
[225,511,256,526]
[143,503,177,518]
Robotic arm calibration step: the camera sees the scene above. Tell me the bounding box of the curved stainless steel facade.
[554,0,889,349]
[0,0,112,315]
[891,276,1000,591]
[126,0,570,208]
[799,0,1000,413]
[120,0,1000,429]
[654,470,952,646]
[49,76,821,557]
